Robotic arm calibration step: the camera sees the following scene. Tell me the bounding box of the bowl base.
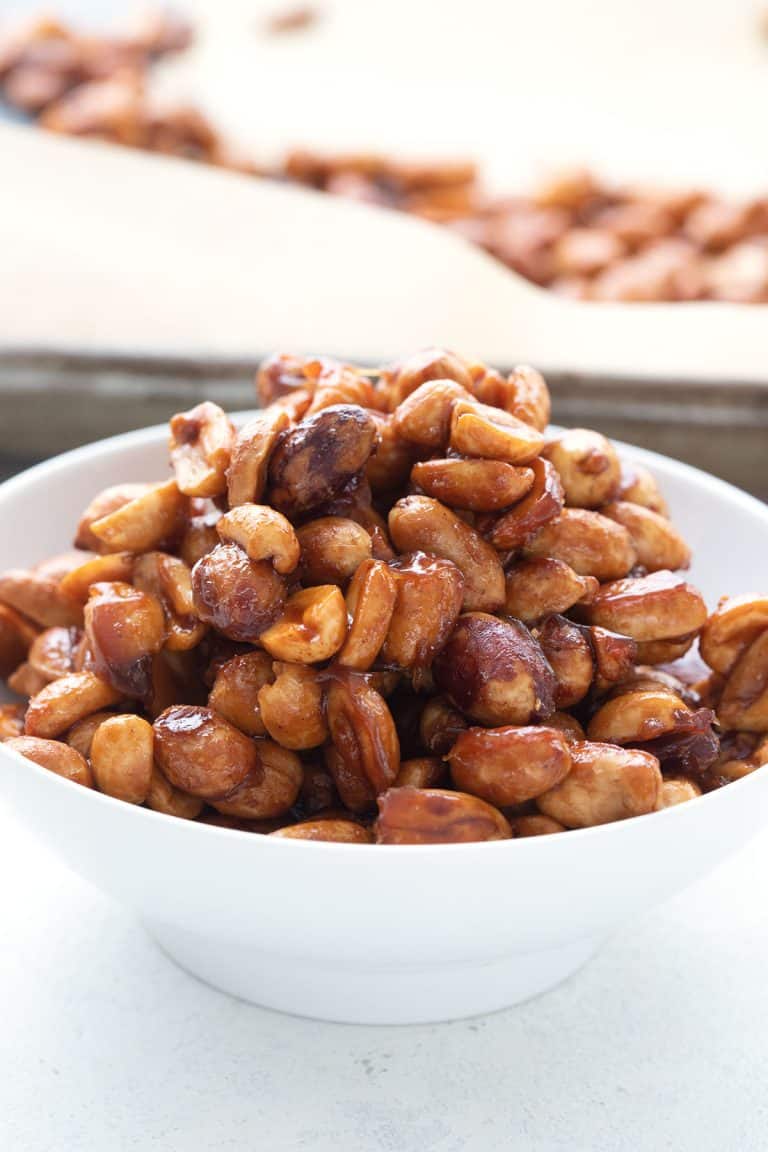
[146,922,605,1024]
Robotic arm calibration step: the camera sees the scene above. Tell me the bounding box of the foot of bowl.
[146,922,605,1024]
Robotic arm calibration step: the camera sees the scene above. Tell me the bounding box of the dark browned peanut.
[6,734,94,788]
[0,702,25,740]
[337,559,398,670]
[192,544,286,642]
[411,457,535,512]
[449,399,544,464]
[75,483,151,552]
[392,379,472,449]
[389,495,504,612]
[448,725,571,806]
[488,459,564,550]
[24,671,122,738]
[268,404,378,514]
[296,763,340,815]
[132,551,205,651]
[258,663,328,749]
[84,581,166,698]
[227,407,290,507]
[536,615,594,708]
[271,819,373,843]
[394,756,445,788]
[583,571,708,642]
[523,508,637,580]
[542,428,621,508]
[90,714,153,804]
[325,671,400,812]
[382,553,464,669]
[601,501,690,572]
[419,694,468,755]
[433,612,556,725]
[504,558,598,623]
[216,505,300,574]
[207,651,275,736]
[145,766,204,820]
[169,401,234,497]
[375,787,511,844]
[538,742,662,828]
[88,479,186,553]
[296,516,372,585]
[153,705,258,798]
[259,585,347,663]
[0,567,82,628]
[383,347,473,409]
[210,740,303,819]
[27,626,80,681]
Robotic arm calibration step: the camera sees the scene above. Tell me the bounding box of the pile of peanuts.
[1,348,767,844]
[3,13,768,303]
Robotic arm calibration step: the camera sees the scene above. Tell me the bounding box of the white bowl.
[1,422,767,1025]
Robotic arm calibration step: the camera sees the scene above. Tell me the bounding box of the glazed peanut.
[656,778,702,809]
[543,429,621,508]
[211,741,302,819]
[382,553,464,669]
[0,567,82,628]
[271,819,373,843]
[504,558,597,624]
[583,571,708,642]
[337,559,397,670]
[65,710,117,759]
[75,484,151,552]
[392,379,472,449]
[326,672,400,812]
[90,714,153,804]
[419,695,468,755]
[24,671,122,738]
[84,581,166,697]
[538,742,662,828]
[412,457,534,512]
[268,404,378,514]
[383,347,473,409]
[208,651,274,737]
[258,663,328,749]
[510,814,566,837]
[448,725,571,806]
[375,787,511,844]
[699,595,768,676]
[616,465,669,517]
[192,544,286,642]
[296,516,372,585]
[259,585,347,663]
[449,399,544,464]
[217,504,300,574]
[227,408,290,506]
[89,479,186,553]
[524,509,637,581]
[601,501,691,572]
[132,552,206,651]
[27,626,79,682]
[145,766,204,820]
[153,705,258,798]
[169,401,234,497]
[488,459,564,551]
[59,552,135,604]
[536,615,594,708]
[6,735,93,788]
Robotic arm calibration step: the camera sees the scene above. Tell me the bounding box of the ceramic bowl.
[1,422,767,1024]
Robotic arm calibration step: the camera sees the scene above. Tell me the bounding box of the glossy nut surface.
[90,714,154,804]
[542,428,621,508]
[217,504,300,574]
[536,615,594,708]
[271,819,373,843]
[538,742,662,828]
[84,580,166,698]
[411,457,535,512]
[326,672,400,812]
[258,663,328,749]
[192,544,286,642]
[699,595,768,676]
[145,766,204,820]
[208,651,274,736]
[59,552,135,604]
[89,479,186,553]
[419,695,468,755]
[153,705,258,799]
[504,558,597,623]
[132,551,205,651]
[268,404,378,514]
[6,734,94,788]
[169,401,234,497]
[583,571,708,642]
[448,725,572,806]
[0,567,82,628]
[375,787,511,844]
[24,671,122,738]
[227,407,289,507]
[392,379,472,448]
[449,399,545,464]
[75,484,151,553]
[211,740,302,819]
[28,626,80,682]
[601,501,691,572]
[382,553,464,669]
[488,458,564,550]
[337,559,397,671]
[259,585,347,663]
[296,516,372,585]
[384,347,473,408]
[523,509,637,580]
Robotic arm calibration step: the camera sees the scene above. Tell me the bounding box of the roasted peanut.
[216,504,300,574]
[547,711,586,742]
[717,630,768,731]
[589,625,638,684]
[365,412,415,493]
[24,671,121,738]
[504,558,597,623]
[656,778,702,809]
[227,407,290,507]
[699,595,768,676]
[27,625,80,682]
[538,742,661,828]
[412,457,535,512]
[65,710,118,758]
[326,671,400,812]
[382,553,464,669]
[583,571,708,642]
[271,819,373,843]
[268,404,378,515]
[211,740,303,819]
[588,686,694,744]
[375,787,511,844]
[179,499,221,568]
[433,612,556,725]
[59,552,134,604]
[542,428,621,508]
[207,651,274,736]
[89,479,186,553]
[511,814,566,837]
[169,401,234,497]
[474,365,550,432]
[383,347,473,409]
[90,714,153,804]
[153,705,259,798]
[389,495,505,612]
[259,585,347,663]
[75,483,151,552]
[84,581,166,697]
[394,756,445,788]
[258,663,328,749]
[132,551,205,651]
[145,766,204,820]
[617,465,669,517]
[192,544,286,642]
[488,459,564,551]
[0,602,37,677]
[6,734,93,788]
[392,379,472,449]
[536,615,594,708]
[296,516,372,585]
[635,635,695,666]
[256,352,313,405]
[419,694,468,755]
[523,508,636,580]
[0,567,82,628]
[448,725,571,806]
[0,702,25,740]
[601,501,690,572]
[449,398,544,464]
[337,558,398,670]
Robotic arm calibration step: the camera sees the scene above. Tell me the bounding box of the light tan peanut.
[583,571,708,642]
[208,651,274,736]
[635,635,695,665]
[59,552,134,604]
[65,710,118,759]
[523,509,637,580]
[89,479,186,553]
[656,778,702,809]
[382,553,464,669]
[617,465,669,517]
[84,581,166,698]
[271,819,373,843]
[337,559,398,670]
[394,757,446,789]
[0,703,25,740]
[365,412,415,493]
[75,484,151,552]
[326,671,400,812]
[375,787,511,844]
[536,615,594,708]
[268,404,378,515]
[383,347,474,409]
[488,459,565,551]
[392,379,473,449]
[145,766,204,820]
[8,662,48,697]
[24,671,122,738]
[389,495,504,612]
[699,595,768,675]
[419,695,468,755]
[216,505,300,574]
[192,544,286,642]
[538,742,661,828]
[259,585,347,663]
[542,428,621,509]
[433,612,557,725]
[211,740,302,819]
[296,516,372,585]
[511,814,567,837]
[449,399,544,464]
[227,407,290,507]
[0,602,37,677]
[717,630,768,731]
[153,705,259,798]
[411,457,534,512]
[28,626,80,682]
[448,725,571,806]
[132,552,206,651]
[90,714,153,804]
[504,558,598,623]
[588,687,692,744]
[547,711,586,742]
[5,735,93,788]
[169,401,234,497]
[0,567,82,628]
[601,501,690,572]
[257,663,328,749]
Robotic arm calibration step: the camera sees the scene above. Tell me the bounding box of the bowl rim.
[1,416,767,855]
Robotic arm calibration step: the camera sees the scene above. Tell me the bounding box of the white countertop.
[2,803,768,1151]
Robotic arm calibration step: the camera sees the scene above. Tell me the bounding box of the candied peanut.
[153,705,258,798]
[635,635,695,665]
[601,501,690,572]
[411,457,534,512]
[511,814,566,837]
[256,352,312,404]
[75,483,151,552]
[394,756,445,788]
[90,714,153,804]
[271,819,373,843]
[383,347,473,409]
[389,495,504,612]
[227,408,290,507]
[179,498,221,569]
[337,558,397,670]
[84,581,166,698]
[326,671,400,812]
[216,505,300,575]
[59,552,134,604]
[419,694,468,755]
[211,740,302,819]
[488,458,564,551]
[268,404,378,515]
[433,612,556,725]
[0,567,82,628]
[589,625,637,683]
[583,571,708,642]
[208,651,274,736]
[8,661,48,697]
[271,389,313,422]
[699,595,768,676]
[257,663,328,749]
[132,551,205,651]
[504,558,598,624]
[28,625,80,682]
[145,766,204,820]
[65,710,117,759]
[89,479,186,553]
[523,509,636,581]
[449,399,544,464]
[538,742,661,828]
[169,401,234,497]
[392,379,472,449]
[588,686,692,744]
[0,703,25,740]
[536,615,594,708]
[305,369,376,414]
[24,671,121,738]
[365,412,416,493]
[382,553,464,669]
[448,725,571,806]
[656,778,701,809]
[542,429,621,509]
[0,602,37,677]
[260,585,347,663]
[617,465,669,517]
[547,711,586,742]
[6,735,93,788]
[192,544,286,642]
[501,365,551,432]
[717,630,768,731]
[296,516,372,585]
[375,787,510,844]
